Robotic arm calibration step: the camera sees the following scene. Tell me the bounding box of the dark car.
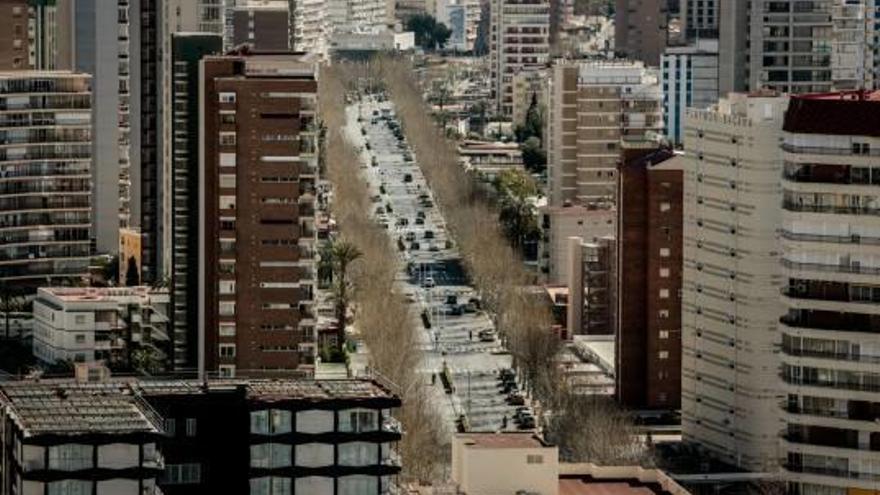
[507,392,525,406]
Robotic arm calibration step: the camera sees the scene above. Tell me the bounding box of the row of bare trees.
[320,64,447,483]
[359,57,650,466]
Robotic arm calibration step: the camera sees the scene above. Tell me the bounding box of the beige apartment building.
[539,203,614,284]
[545,60,662,207]
[681,93,789,472]
[452,433,559,495]
[489,0,550,116]
[778,91,880,495]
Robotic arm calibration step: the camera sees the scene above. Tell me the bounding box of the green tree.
[317,242,335,288]
[330,240,363,352]
[131,346,164,375]
[521,136,547,173]
[494,170,540,249]
[125,256,140,286]
[406,14,452,51]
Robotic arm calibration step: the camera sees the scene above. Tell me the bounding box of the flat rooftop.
[457,432,552,449]
[38,286,154,303]
[1,378,398,437]
[559,479,669,495]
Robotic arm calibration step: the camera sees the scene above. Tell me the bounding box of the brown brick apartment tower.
[615,145,683,410]
[199,52,318,378]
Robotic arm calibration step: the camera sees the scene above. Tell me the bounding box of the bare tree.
[320,64,448,483]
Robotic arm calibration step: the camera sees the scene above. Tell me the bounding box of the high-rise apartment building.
[719,0,876,96]
[489,0,550,116]
[614,0,668,66]
[199,53,319,378]
[661,39,719,146]
[679,0,718,40]
[130,0,162,283]
[230,0,291,51]
[616,146,683,410]
[289,0,328,54]
[327,0,385,34]
[68,0,132,255]
[169,33,223,371]
[0,1,31,70]
[681,93,789,471]
[778,91,880,495]
[545,61,662,206]
[0,72,93,290]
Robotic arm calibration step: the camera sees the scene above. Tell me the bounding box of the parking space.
[342,97,535,433]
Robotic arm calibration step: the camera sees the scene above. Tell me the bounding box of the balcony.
[782,200,880,217]
[782,345,880,365]
[783,464,880,483]
[780,311,880,334]
[783,163,880,185]
[781,259,880,276]
[782,230,880,246]
[783,143,880,157]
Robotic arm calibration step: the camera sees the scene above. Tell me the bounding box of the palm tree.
[330,240,362,352]
[317,242,335,289]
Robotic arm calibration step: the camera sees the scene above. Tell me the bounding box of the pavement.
[341,97,535,434]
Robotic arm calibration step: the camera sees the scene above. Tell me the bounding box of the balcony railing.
[780,314,880,334]
[782,345,880,364]
[781,374,880,393]
[781,230,880,246]
[784,464,880,482]
[782,201,880,217]
[781,259,880,276]
[783,143,880,157]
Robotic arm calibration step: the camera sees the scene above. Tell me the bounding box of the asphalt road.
[343,97,534,434]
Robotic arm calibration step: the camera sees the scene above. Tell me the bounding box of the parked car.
[422,277,435,288]
[507,391,525,406]
[517,415,536,429]
[478,329,495,342]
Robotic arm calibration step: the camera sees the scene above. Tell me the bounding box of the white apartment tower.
[489,0,550,116]
[681,93,789,471]
[779,91,880,495]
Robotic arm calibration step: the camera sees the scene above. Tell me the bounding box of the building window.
[48,444,93,471]
[659,202,671,212]
[219,132,236,146]
[250,444,292,468]
[250,477,291,495]
[526,454,544,464]
[219,365,235,377]
[659,289,670,299]
[47,480,91,495]
[219,344,236,358]
[219,323,236,336]
[219,302,235,316]
[165,418,176,436]
[659,330,670,339]
[250,410,292,435]
[658,392,668,403]
[659,268,670,278]
[75,334,86,344]
[338,476,377,495]
[338,442,378,467]
[659,248,670,258]
[186,418,197,437]
[220,152,236,167]
[219,280,236,295]
[220,111,236,124]
[219,195,236,210]
[220,174,236,188]
[74,315,87,325]
[659,310,669,318]
[658,351,669,360]
[163,463,201,485]
[219,92,236,103]
[338,409,378,433]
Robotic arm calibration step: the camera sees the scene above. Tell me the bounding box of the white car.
[422,277,436,289]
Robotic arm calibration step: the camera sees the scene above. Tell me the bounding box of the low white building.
[32,287,170,367]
